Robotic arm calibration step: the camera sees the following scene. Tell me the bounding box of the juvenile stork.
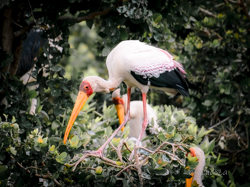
[186,147,206,187]
[112,88,161,147]
[63,40,190,160]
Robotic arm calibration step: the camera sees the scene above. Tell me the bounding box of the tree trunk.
[1,7,13,73]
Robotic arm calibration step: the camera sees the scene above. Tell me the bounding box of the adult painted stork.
[186,147,206,187]
[63,40,190,160]
[112,88,161,147]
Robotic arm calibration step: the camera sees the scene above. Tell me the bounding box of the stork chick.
[186,147,206,187]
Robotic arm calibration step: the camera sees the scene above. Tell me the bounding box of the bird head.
[188,147,197,157]
[112,89,125,131]
[63,76,113,144]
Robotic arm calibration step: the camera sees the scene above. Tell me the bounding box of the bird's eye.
[85,86,88,89]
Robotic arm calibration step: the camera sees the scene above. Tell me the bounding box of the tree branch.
[226,0,250,21]
[14,7,112,38]
[58,7,112,23]
[13,21,35,38]
[209,117,230,129]
[10,156,61,186]
[199,7,217,18]
[239,0,250,21]
[1,7,13,73]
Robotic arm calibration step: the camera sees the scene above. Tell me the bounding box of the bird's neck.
[193,155,205,187]
[107,77,123,90]
[91,76,122,93]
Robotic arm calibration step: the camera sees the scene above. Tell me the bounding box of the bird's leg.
[69,111,130,170]
[127,88,131,115]
[88,111,130,157]
[129,93,148,161]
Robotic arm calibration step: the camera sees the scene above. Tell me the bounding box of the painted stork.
[112,88,161,146]
[186,147,206,187]
[63,40,190,160]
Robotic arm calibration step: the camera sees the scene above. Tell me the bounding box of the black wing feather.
[131,69,189,96]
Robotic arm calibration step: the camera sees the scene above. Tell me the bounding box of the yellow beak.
[113,98,125,132]
[63,91,88,144]
[185,173,194,187]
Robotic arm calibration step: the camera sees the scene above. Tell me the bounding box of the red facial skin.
[112,97,124,105]
[186,148,196,157]
[79,81,93,97]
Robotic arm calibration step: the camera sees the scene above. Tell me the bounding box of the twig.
[233,115,241,131]
[226,0,250,21]
[211,30,223,41]
[199,7,217,18]
[12,21,23,28]
[27,0,36,24]
[115,164,136,177]
[68,152,117,171]
[226,0,241,5]
[209,117,230,129]
[123,142,132,153]
[10,156,61,186]
[102,161,123,168]
[110,139,125,163]
[239,0,250,21]
[14,21,35,38]
[134,146,143,187]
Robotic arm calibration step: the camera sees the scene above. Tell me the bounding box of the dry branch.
[10,156,61,186]
[58,7,112,23]
[199,7,217,18]
[67,139,188,187]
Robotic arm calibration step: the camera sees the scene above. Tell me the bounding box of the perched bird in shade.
[1,30,45,115]
[63,40,190,160]
[186,147,206,187]
[112,88,160,147]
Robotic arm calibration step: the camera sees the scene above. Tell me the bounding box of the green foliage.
[0,101,227,186]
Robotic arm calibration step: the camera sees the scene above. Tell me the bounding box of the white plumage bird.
[64,40,190,160]
[186,147,206,187]
[112,88,161,147]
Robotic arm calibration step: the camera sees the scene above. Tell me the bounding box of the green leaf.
[95,166,103,174]
[51,120,61,130]
[202,100,212,106]
[10,147,17,155]
[0,165,8,180]
[69,135,79,148]
[86,20,94,29]
[116,161,123,166]
[56,152,67,164]
[102,47,111,56]
[111,138,120,147]
[51,65,63,72]
[152,13,162,22]
[0,152,6,161]
[173,133,182,142]
[120,29,128,40]
[158,133,167,141]
[26,90,38,98]
[122,124,130,139]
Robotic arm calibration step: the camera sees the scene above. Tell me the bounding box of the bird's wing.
[125,43,186,78]
[125,44,189,96]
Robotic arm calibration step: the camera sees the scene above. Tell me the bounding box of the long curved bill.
[64,91,88,144]
[185,173,194,187]
[113,97,125,131]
